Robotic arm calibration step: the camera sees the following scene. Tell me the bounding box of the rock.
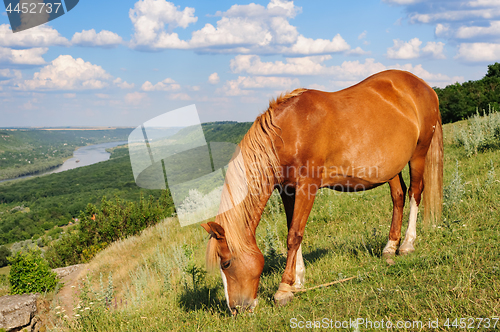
[52,264,85,279]
[0,293,38,331]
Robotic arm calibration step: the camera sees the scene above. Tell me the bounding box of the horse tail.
[423,117,443,225]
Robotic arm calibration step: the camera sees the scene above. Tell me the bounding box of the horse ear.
[201,222,226,240]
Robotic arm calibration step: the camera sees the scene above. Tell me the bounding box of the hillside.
[0,122,252,246]
[58,119,499,331]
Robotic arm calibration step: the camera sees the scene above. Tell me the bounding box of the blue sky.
[0,0,499,127]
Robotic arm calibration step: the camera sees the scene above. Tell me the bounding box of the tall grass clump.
[443,161,465,221]
[455,106,500,156]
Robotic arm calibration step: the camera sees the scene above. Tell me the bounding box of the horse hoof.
[398,243,415,256]
[385,258,395,265]
[382,250,396,259]
[274,290,294,306]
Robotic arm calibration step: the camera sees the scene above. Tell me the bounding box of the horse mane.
[206,88,307,271]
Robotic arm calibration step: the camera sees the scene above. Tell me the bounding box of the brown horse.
[201,70,443,314]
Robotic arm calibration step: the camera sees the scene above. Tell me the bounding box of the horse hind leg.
[382,173,406,258]
[399,157,425,255]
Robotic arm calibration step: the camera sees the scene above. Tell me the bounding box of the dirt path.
[52,264,87,317]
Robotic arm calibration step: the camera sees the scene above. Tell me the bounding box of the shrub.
[0,246,11,267]
[455,107,500,157]
[8,249,58,295]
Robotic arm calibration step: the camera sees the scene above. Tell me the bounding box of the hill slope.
[62,120,500,331]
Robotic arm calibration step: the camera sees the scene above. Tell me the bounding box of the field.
[43,119,500,331]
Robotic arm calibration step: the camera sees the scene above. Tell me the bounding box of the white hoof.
[398,242,415,255]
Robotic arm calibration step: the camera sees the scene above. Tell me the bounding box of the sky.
[0,0,499,127]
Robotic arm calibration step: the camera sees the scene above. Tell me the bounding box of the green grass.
[51,120,500,332]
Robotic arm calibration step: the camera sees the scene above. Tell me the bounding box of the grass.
[45,120,500,331]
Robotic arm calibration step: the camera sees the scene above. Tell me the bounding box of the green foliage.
[8,249,58,295]
[435,62,500,123]
[454,108,500,157]
[0,246,11,267]
[45,191,174,268]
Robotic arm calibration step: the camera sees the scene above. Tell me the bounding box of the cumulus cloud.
[219,75,300,96]
[0,47,47,65]
[422,41,446,59]
[17,55,113,90]
[208,72,220,84]
[387,38,445,59]
[0,24,69,47]
[230,54,460,88]
[128,0,359,55]
[455,42,500,62]
[113,78,135,89]
[387,38,422,59]
[141,77,181,91]
[71,29,123,48]
[387,0,500,56]
[125,91,147,105]
[129,0,197,49]
[168,93,191,100]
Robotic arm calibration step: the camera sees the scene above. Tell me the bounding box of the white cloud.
[230,54,459,88]
[168,93,191,100]
[219,76,300,96]
[387,38,445,59]
[456,42,500,62]
[0,69,22,80]
[141,77,181,91]
[422,41,446,59]
[129,0,197,49]
[230,54,334,76]
[129,0,356,55]
[125,91,147,105]
[17,55,112,90]
[113,78,135,89]
[281,34,350,55]
[64,93,76,98]
[388,0,500,51]
[0,24,69,48]
[455,21,500,39]
[71,29,123,48]
[0,47,47,65]
[208,72,220,84]
[387,38,422,59]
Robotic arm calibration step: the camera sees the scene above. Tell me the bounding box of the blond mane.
[206,88,307,270]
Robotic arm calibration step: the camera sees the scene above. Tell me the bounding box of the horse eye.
[221,260,231,270]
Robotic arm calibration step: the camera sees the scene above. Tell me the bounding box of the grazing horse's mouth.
[231,298,258,315]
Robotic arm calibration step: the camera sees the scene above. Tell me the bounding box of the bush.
[8,249,58,295]
[0,246,11,267]
[454,107,500,157]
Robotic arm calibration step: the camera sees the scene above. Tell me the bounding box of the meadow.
[43,116,499,331]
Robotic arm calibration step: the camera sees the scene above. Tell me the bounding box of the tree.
[0,246,11,267]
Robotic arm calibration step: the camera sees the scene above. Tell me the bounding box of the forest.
[435,62,500,123]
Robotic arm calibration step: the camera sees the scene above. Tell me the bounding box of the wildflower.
[74,314,80,317]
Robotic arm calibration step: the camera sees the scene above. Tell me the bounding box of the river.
[0,141,128,184]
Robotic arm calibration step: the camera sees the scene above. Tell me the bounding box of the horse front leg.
[382,173,407,258]
[274,182,317,306]
[280,187,305,289]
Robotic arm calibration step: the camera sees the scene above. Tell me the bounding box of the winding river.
[0,141,128,184]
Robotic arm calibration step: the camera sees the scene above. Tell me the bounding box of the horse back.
[273,70,440,188]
